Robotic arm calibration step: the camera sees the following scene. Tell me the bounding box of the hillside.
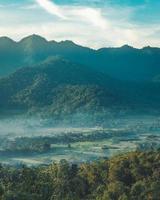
[0,57,120,116]
[0,35,160,117]
[0,35,160,81]
[1,56,160,117]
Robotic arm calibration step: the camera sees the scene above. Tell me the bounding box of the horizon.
[0,0,159,49]
[0,34,159,50]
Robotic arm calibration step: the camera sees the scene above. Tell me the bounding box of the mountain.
[0,35,160,81]
[0,35,160,117]
[1,56,160,117]
[0,57,121,116]
[0,35,93,77]
[96,45,160,81]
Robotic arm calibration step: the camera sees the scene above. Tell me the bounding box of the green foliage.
[1,37,160,116]
[0,151,159,200]
[0,57,117,116]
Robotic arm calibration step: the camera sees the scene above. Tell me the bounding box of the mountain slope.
[95,45,160,81]
[1,56,160,117]
[0,35,160,81]
[0,57,119,116]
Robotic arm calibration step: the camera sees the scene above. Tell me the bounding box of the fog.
[1,113,160,136]
[0,113,160,166]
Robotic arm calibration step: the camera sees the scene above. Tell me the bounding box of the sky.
[0,0,159,48]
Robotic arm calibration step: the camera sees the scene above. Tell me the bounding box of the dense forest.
[0,151,159,200]
[1,35,160,118]
[0,57,118,116]
[1,56,160,118]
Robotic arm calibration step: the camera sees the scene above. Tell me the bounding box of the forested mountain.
[0,35,160,81]
[0,35,160,117]
[0,57,120,116]
[0,36,160,200]
[0,55,160,116]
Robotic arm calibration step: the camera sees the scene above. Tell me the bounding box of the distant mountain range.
[0,35,160,81]
[0,35,160,117]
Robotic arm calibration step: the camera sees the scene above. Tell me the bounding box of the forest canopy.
[0,151,159,200]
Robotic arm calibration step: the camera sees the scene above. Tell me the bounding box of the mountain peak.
[19,34,48,44]
[59,40,77,46]
[142,46,159,51]
[120,44,134,49]
[0,36,15,45]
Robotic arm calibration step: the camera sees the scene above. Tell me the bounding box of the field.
[0,114,160,166]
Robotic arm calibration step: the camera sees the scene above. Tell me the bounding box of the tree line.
[0,151,160,200]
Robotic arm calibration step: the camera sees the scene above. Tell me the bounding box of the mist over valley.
[0,35,160,166]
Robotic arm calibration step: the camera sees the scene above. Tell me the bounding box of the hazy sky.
[0,0,159,48]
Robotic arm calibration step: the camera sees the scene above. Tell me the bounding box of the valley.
[0,35,160,167]
[1,0,160,198]
[0,114,159,166]
[0,35,160,169]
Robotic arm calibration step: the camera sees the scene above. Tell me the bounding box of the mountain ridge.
[1,34,159,50]
[0,35,160,81]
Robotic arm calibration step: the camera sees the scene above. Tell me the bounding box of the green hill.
[1,56,160,117]
[0,57,119,116]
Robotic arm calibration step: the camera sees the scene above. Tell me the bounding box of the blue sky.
[0,0,159,48]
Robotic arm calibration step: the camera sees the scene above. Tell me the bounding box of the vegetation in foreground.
[0,151,159,200]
